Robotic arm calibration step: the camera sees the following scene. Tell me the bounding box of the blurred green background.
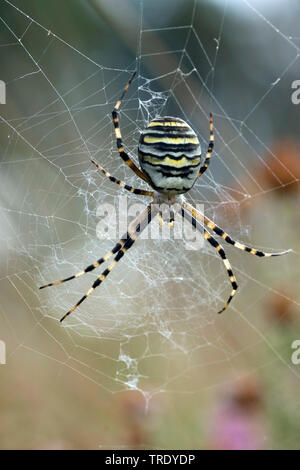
[0,0,299,450]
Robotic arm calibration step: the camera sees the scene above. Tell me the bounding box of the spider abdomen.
[138,117,201,194]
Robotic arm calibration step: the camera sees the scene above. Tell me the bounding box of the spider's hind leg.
[198,113,214,178]
[112,72,148,183]
[39,199,155,291]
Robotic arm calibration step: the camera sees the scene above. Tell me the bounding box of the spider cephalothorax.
[40,71,291,322]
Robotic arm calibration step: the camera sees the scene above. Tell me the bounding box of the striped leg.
[39,205,155,289]
[198,113,214,178]
[40,239,127,290]
[182,201,291,257]
[40,204,155,291]
[181,207,238,313]
[112,72,148,183]
[60,203,156,322]
[204,231,238,313]
[91,160,153,196]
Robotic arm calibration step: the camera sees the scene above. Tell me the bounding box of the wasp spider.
[40,72,291,322]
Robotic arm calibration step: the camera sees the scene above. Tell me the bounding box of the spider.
[40,72,291,322]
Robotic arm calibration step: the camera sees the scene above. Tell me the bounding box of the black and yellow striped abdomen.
[138,117,201,194]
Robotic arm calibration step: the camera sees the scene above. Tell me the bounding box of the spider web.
[0,0,300,436]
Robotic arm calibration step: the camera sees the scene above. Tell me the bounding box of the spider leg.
[180,207,238,313]
[40,240,126,290]
[203,231,238,313]
[182,201,292,257]
[91,160,153,196]
[198,113,214,178]
[60,203,157,322]
[112,71,148,183]
[40,202,155,290]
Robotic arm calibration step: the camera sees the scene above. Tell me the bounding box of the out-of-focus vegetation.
[0,0,299,450]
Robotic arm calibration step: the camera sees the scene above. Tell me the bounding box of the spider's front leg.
[58,203,158,322]
[182,201,292,257]
[180,207,238,313]
[91,160,153,197]
[198,113,214,178]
